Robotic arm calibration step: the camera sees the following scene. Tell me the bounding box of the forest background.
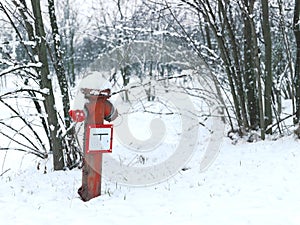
[0,0,299,170]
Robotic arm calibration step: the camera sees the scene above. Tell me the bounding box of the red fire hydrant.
[69,88,118,201]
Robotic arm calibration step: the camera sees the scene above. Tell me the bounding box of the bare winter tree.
[261,0,273,133]
[243,0,259,129]
[294,0,300,138]
[47,0,80,168]
[28,0,65,170]
[0,0,81,170]
[0,1,50,158]
[294,0,300,123]
[163,0,298,139]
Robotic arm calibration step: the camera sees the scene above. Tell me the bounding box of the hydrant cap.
[71,71,112,110]
[79,71,112,91]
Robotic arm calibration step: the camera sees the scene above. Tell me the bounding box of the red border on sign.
[86,124,113,154]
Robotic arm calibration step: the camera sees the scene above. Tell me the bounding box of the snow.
[1,1,299,223]
[1,68,300,224]
[1,132,299,225]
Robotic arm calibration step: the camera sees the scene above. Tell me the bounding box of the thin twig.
[0,168,11,177]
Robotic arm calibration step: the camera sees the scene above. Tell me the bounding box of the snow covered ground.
[1,72,299,225]
[1,134,299,225]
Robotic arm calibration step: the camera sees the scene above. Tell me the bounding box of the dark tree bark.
[261,0,273,132]
[218,0,249,129]
[12,0,51,145]
[190,0,243,129]
[294,0,300,123]
[31,0,65,170]
[240,0,265,139]
[48,0,71,129]
[243,0,258,129]
[48,0,80,168]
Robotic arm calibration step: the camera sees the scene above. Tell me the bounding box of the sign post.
[69,88,117,201]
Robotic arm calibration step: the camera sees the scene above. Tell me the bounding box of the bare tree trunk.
[121,65,130,102]
[48,0,71,129]
[48,0,80,168]
[261,0,273,132]
[250,19,265,140]
[243,0,258,129]
[278,0,295,115]
[69,31,76,87]
[9,0,51,144]
[31,0,65,170]
[192,0,243,129]
[294,0,300,123]
[218,0,249,129]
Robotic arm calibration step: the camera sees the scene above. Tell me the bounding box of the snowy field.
[1,72,299,225]
[1,134,299,225]
[1,1,299,224]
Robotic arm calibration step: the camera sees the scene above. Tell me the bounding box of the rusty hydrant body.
[70,88,117,201]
